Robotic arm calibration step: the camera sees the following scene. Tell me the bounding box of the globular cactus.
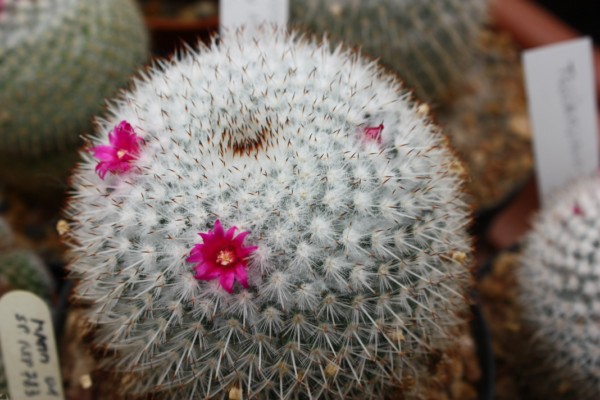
[436,30,532,212]
[0,370,5,399]
[0,0,148,191]
[518,174,600,399]
[0,217,12,249]
[0,216,55,300]
[289,0,488,104]
[0,249,55,300]
[65,29,473,399]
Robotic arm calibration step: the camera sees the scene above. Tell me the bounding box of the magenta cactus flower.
[91,120,143,179]
[187,220,257,293]
[363,123,384,143]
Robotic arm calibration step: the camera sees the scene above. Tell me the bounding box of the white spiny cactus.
[519,174,600,399]
[66,29,473,399]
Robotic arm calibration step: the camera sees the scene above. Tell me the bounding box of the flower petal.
[234,264,249,288]
[213,220,224,237]
[232,230,249,245]
[195,263,220,280]
[91,145,116,161]
[219,272,235,293]
[95,163,109,179]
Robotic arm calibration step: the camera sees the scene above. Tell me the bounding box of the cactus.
[518,174,600,399]
[0,217,12,249]
[0,0,149,191]
[65,29,473,399]
[436,29,532,212]
[289,0,488,104]
[0,372,5,399]
[0,216,55,299]
[0,249,55,300]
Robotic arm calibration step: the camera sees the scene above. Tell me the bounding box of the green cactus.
[289,0,488,104]
[0,249,55,300]
[0,373,5,399]
[0,0,149,191]
[436,30,532,212]
[0,218,12,249]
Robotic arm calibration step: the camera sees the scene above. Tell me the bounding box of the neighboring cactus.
[289,0,488,104]
[66,29,473,398]
[0,0,148,190]
[0,216,55,299]
[0,249,55,300]
[0,217,12,249]
[0,371,5,399]
[518,174,600,399]
[436,30,532,212]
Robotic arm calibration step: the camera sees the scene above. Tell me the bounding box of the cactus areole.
[66,29,473,398]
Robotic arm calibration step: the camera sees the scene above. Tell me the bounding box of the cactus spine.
[289,0,488,104]
[518,175,600,399]
[66,28,473,399]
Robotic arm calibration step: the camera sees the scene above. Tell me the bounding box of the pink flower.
[91,121,143,179]
[363,124,384,143]
[187,220,258,293]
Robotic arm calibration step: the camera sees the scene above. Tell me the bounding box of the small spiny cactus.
[66,28,473,399]
[289,0,488,104]
[0,249,55,300]
[0,0,148,190]
[518,174,600,399]
[0,217,12,249]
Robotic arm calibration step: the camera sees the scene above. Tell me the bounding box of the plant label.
[220,0,288,35]
[0,291,64,400]
[523,37,599,205]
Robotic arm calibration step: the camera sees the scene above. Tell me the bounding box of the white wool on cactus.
[66,29,472,399]
[519,174,600,398]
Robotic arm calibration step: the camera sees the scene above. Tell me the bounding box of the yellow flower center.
[117,149,128,159]
[216,249,236,266]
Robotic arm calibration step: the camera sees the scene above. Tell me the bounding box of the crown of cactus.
[0,0,148,161]
[518,174,600,398]
[66,29,473,399]
[289,0,488,104]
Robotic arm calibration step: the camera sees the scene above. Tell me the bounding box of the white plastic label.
[523,37,599,205]
[220,0,289,35]
[0,291,65,400]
